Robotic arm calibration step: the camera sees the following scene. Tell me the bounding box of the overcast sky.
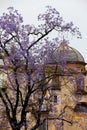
[0,0,87,62]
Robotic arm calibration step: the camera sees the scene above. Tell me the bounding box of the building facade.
[0,40,87,130]
[45,40,87,130]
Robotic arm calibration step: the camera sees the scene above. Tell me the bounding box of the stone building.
[44,40,87,130]
[0,40,87,130]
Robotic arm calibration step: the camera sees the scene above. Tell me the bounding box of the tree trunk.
[13,129,20,130]
[12,127,20,130]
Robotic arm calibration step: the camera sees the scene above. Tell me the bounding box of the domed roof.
[47,40,85,64]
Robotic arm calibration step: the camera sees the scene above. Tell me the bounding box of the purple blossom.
[0,6,82,130]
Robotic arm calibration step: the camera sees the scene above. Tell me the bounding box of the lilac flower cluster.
[0,6,82,130]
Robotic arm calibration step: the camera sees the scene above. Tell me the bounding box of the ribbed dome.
[47,40,85,64]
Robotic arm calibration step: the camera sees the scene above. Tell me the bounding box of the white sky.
[0,0,87,62]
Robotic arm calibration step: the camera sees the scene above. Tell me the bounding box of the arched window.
[54,95,58,103]
[53,95,60,104]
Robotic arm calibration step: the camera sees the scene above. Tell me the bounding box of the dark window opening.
[74,102,87,113]
[54,95,58,103]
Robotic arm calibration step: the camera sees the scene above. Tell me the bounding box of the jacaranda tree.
[0,6,81,130]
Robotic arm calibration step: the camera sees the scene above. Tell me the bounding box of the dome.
[47,40,85,64]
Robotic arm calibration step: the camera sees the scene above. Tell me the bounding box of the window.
[54,95,60,104]
[38,95,48,111]
[54,95,58,103]
[38,95,42,103]
[76,74,84,91]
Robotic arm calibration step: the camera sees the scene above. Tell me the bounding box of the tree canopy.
[0,6,81,130]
